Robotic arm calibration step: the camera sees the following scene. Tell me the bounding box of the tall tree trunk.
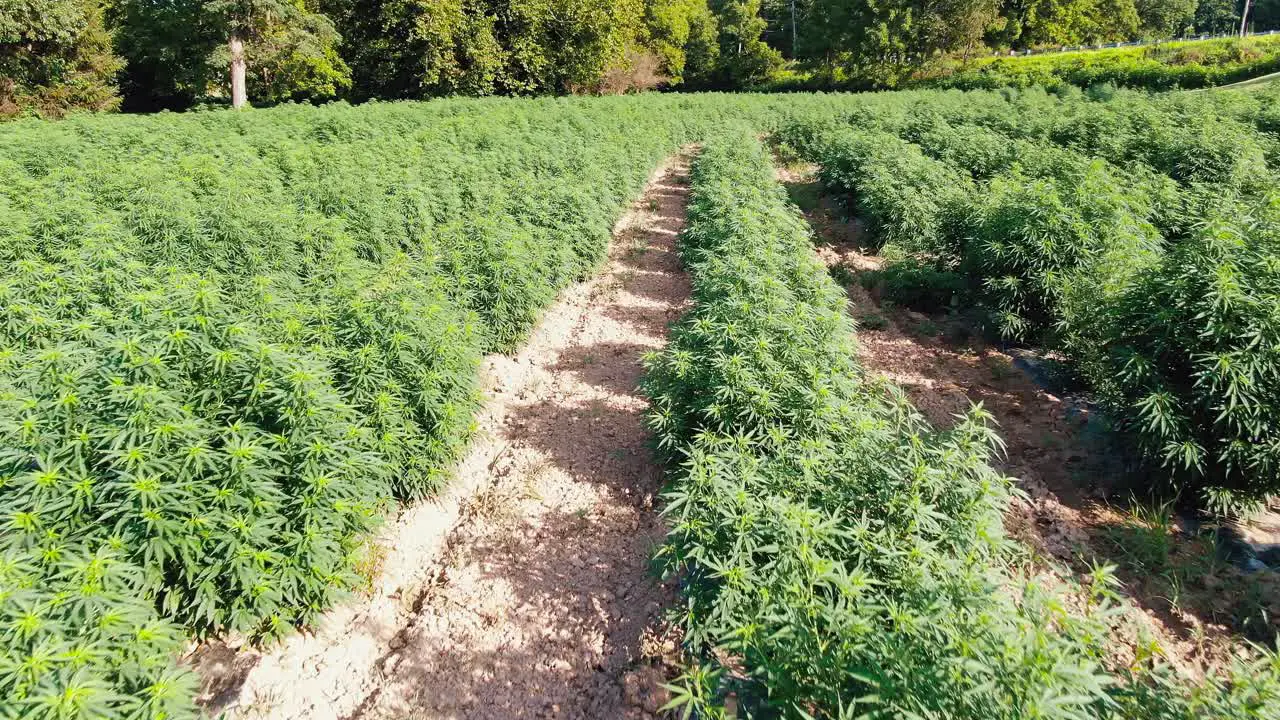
[229,33,247,109]
[1241,0,1252,37]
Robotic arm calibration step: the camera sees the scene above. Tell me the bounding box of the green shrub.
[0,253,391,638]
[1047,99,1273,192]
[966,160,1164,342]
[1072,197,1280,509]
[900,113,1020,179]
[779,85,1280,508]
[865,257,967,311]
[0,544,197,720]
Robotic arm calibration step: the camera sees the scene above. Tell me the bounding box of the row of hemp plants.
[646,130,1280,719]
[650,133,1097,718]
[0,93,871,719]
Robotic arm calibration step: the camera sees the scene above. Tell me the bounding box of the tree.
[320,0,504,99]
[709,0,782,85]
[1254,0,1280,30]
[645,0,719,83]
[1091,0,1143,40]
[1135,0,1198,37]
[1000,0,1140,47]
[1193,0,1237,33]
[795,0,856,76]
[462,0,648,94]
[0,0,122,117]
[206,0,348,107]
[327,0,656,98]
[803,0,1000,84]
[916,0,1003,62]
[112,0,349,110]
[110,0,220,110]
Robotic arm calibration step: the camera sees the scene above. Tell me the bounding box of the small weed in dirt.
[1236,577,1279,639]
[353,538,390,593]
[828,264,857,286]
[770,141,807,169]
[463,479,540,522]
[857,312,888,331]
[647,198,660,212]
[912,318,941,338]
[1105,500,1176,575]
[864,259,966,312]
[985,355,1018,382]
[786,182,823,212]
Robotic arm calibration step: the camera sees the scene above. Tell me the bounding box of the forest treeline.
[3,0,1280,116]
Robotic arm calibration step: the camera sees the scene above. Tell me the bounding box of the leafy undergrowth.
[644,132,1280,719]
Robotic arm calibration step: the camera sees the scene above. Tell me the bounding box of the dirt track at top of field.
[189,151,695,720]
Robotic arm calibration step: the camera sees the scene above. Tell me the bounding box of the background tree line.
[2,0,1278,116]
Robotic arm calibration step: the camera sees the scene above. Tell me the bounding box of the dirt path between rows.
[191,151,695,720]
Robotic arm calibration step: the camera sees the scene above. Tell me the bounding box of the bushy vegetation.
[0,91,877,718]
[1,83,1277,718]
[1081,196,1280,513]
[921,35,1280,91]
[645,130,1280,719]
[778,84,1280,508]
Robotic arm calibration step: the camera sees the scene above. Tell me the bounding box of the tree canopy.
[0,0,1276,116]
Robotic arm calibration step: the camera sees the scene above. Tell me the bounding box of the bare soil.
[189,152,695,720]
[775,158,1280,682]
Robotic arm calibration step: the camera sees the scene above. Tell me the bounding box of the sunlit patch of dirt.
[192,151,696,720]
[774,155,1279,683]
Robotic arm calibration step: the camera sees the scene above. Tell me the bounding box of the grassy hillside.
[920,34,1280,90]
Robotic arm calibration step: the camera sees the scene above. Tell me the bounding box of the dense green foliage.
[0,91,877,718]
[765,0,1280,89]
[778,84,1280,507]
[1082,197,1280,511]
[645,130,1280,719]
[0,77,1276,719]
[646,132,1101,718]
[921,34,1280,90]
[112,0,349,111]
[1,543,198,720]
[0,0,121,117]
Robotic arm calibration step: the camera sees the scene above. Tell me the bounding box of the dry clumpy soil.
[774,158,1280,682]
[189,152,695,720]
